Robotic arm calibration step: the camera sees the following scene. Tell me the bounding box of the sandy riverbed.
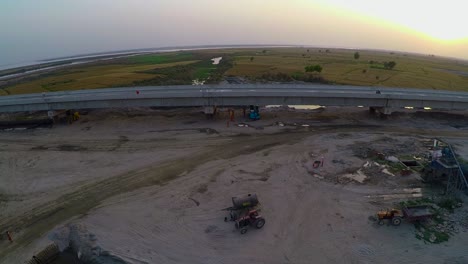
[1,107,468,263]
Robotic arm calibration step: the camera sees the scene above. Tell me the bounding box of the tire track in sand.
[1,125,467,260]
[0,132,307,260]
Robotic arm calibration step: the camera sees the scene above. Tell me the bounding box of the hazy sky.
[1,0,467,67]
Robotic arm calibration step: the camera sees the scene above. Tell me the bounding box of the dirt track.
[1,107,468,263]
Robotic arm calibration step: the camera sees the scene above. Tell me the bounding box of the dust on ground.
[0,107,468,264]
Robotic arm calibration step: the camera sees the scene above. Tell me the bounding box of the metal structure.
[446,143,468,193]
[426,139,468,194]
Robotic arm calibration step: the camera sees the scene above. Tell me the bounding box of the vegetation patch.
[399,197,433,207]
[134,55,233,85]
[437,197,463,213]
[258,72,329,84]
[305,64,323,73]
[370,61,397,70]
[369,154,408,175]
[414,222,450,244]
[41,79,75,91]
[129,53,195,64]
[3,61,198,94]
[398,197,464,244]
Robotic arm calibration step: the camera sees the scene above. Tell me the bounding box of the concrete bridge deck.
[1,84,468,113]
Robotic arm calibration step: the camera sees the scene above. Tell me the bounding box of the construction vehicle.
[249,105,260,120]
[234,209,265,234]
[65,110,80,124]
[223,194,266,234]
[377,205,434,226]
[377,209,403,226]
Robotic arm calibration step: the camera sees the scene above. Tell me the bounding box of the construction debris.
[26,243,59,264]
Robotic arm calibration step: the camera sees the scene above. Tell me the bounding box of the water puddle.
[266,105,322,110]
[211,57,222,65]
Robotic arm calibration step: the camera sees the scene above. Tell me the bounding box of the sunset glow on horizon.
[317,0,468,42]
[0,0,467,67]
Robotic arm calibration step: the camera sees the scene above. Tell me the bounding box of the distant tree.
[354,52,360,60]
[369,60,374,64]
[362,69,367,73]
[250,57,254,62]
[319,50,322,53]
[302,54,306,57]
[326,49,330,53]
[384,61,396,70]
[307,49,310,52]
[262,50,267,54]
[305,65,323,73]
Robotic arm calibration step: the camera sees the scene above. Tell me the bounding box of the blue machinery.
[425,139,468,194]
[249,105,260,121]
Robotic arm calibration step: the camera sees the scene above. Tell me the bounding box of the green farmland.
[2,47,468,95]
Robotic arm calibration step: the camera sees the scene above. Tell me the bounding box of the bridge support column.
[204,106,216,119]
[47,111,55,118]
[47,110,56,121]
[370,107,393,116]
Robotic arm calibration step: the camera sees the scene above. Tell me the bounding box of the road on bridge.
[1,84,468,113]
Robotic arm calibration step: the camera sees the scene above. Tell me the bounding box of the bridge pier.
[203,106,216,119]
[47,110,56,122]
[369,107,394,116]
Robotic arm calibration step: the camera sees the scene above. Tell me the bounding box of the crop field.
[227,48,468,90]
[128,53,196,64]
[2,47,468,95]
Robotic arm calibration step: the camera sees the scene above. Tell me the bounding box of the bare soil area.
[1,107,468,264]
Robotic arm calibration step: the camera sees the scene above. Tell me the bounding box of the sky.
[1,0,467,68]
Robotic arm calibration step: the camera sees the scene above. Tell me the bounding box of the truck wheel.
[378,220,385,226]
[240,228,248,234]
[255,218,266,229]
[392,217,402,226]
